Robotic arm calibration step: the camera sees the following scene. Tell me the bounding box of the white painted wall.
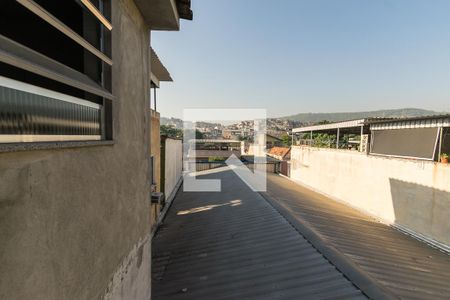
[164,138,183,200]
[290,146,450,248]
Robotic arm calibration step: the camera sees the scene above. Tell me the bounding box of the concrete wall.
[150,110,161,230]
[0,1,153,299]
[290,146,450,248]
[163,138,183,201]
[150,109,161,192]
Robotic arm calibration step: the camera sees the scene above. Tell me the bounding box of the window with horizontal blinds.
[0,0,112,143]
[0,78,100,136]
[370,128,439,160]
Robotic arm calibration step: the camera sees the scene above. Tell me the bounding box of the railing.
[187,160,281,173]
[296,139,362,151]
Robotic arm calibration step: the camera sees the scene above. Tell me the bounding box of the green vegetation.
[281,134,292,146]
[313,133,336,148]
[160,125,182,139]
[298,132,359,149]
[195,130,205,139]
[160,125,204,139]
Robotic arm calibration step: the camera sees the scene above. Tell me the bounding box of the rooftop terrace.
[152,168,450,299]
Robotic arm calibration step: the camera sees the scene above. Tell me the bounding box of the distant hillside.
[160,117,223,129]
[281,108,443,124]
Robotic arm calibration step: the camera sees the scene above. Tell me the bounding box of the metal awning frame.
[293,119,369,149]
[292,119,367,133]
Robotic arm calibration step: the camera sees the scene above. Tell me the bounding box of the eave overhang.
[134,0,193,31]
[150,47,172,88]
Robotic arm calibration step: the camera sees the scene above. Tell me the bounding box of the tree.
[160,125,205,140]
[195,130,204,139]
[160,125,183,139]
[281,133,292,146]
[313,133,335,148]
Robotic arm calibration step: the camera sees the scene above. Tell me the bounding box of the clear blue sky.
[152,0,450,118]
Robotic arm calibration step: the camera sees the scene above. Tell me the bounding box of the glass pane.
[0,84,101,137]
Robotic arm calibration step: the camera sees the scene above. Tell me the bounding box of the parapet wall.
[164,138,183,200]
[290,146,450,248]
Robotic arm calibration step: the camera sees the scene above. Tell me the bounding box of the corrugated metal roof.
[368,114,450,124]
[152,169,367,300]
[264,174,450,300]
[370,114,450,130]
[291,117,435,133]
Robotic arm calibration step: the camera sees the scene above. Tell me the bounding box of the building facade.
[0,0,191,299]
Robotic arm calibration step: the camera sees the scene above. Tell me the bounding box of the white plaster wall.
[290,146,450,247]
[165,138,183,199]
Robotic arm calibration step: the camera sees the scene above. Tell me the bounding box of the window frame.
[0,0,114,146]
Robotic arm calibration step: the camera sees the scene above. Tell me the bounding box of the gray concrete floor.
[152,168,366,300]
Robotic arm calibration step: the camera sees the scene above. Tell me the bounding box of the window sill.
[0,140,115,153]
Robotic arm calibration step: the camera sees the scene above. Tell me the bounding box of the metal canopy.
[293,119,367,133]
[293,115,450,133]
[370,114,450,130]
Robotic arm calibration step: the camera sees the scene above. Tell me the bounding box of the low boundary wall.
[290,146,450,249]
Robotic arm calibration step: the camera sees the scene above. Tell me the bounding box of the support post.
[336,128,340,149]
[438,127,443,161]
[360,125,364,152]
[153,88,157,111]
[310,130,313,146]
